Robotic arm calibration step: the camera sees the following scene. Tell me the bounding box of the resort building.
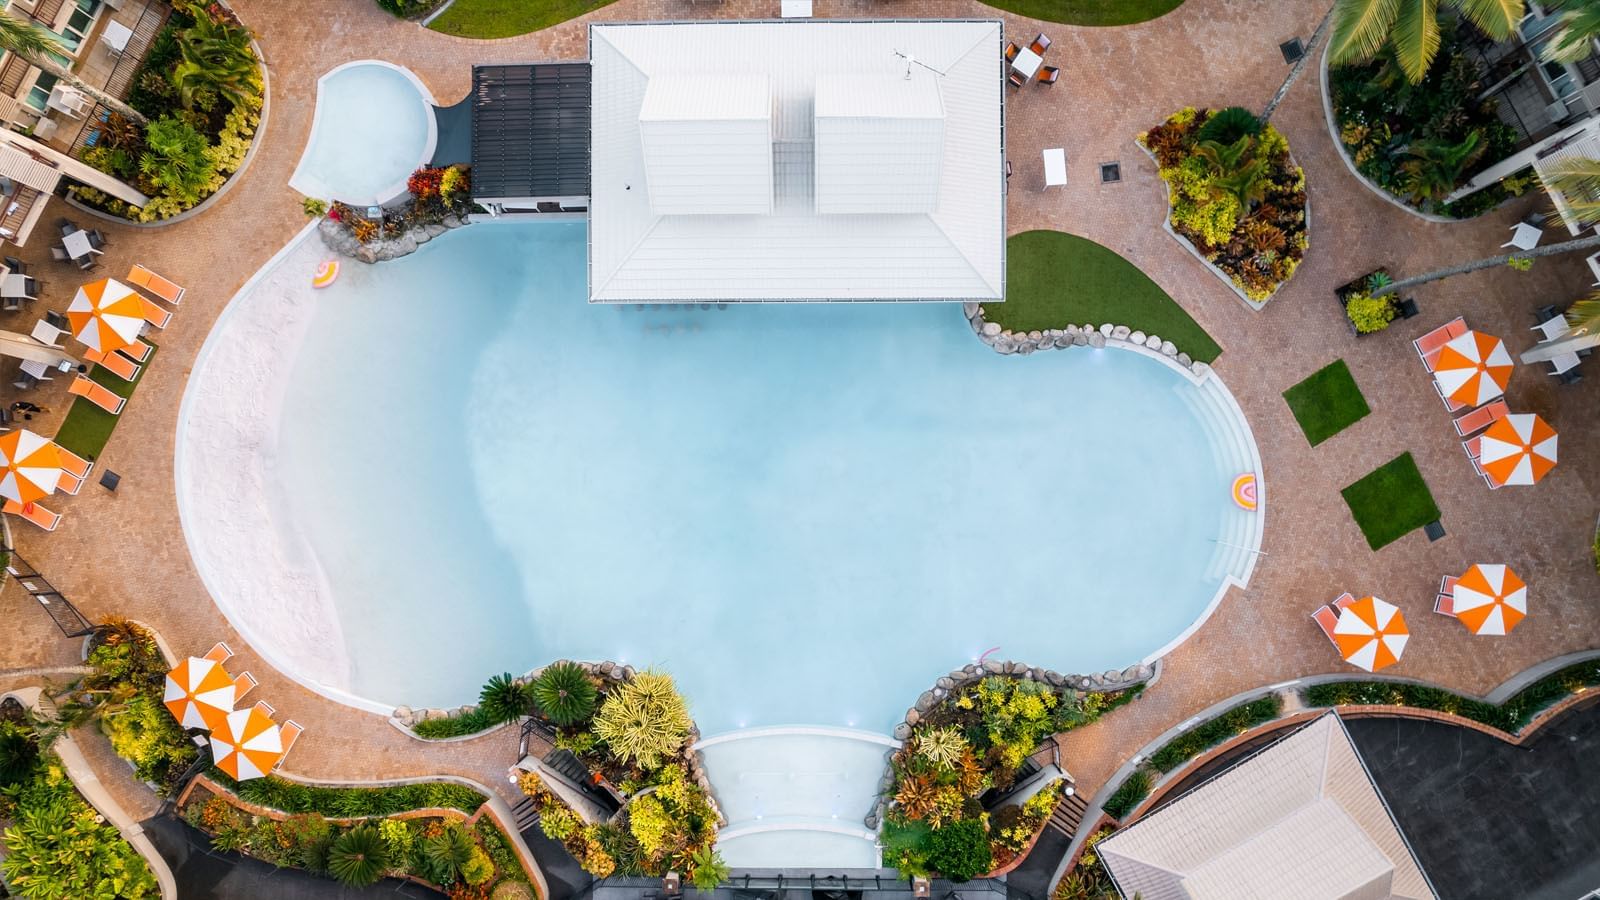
[1099,713,1437,900]
[585,19,1006,304]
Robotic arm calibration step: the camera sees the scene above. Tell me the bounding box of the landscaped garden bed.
[1138,107,1307,307]
[317,165,473,264]
[178,772,536,895]
[1099,694,1282,819]
[880,672,1142,880]
[0,699,160,899]
[1341,453,1441,550]
[1304,656,1600,735]
[1336,269,1406,336]
[1328,23,1533,219]
[1283,359,1371,447]
[72,2,263,223]
[1052,823,1119,900]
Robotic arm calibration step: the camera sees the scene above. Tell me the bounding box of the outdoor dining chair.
[1039,66,1061,85]
[57,220,76,238]
[1030,33,1052,55]
[1008,71,1026,89]
[4,256,24,273]
[1005,42,1020,61]
[87,230,105,250]
[49,247,68,262]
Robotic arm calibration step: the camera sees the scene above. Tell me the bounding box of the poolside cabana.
[587,19,1005,304]
[1100,712,1437,899]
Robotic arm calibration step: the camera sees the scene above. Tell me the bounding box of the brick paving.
[0,0,1594,864]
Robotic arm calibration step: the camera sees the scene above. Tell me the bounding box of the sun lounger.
[1331,592,1355,612]
[1433,380,1468,413]
[203,640,234,664]
[1414,317,1468,372]
[233,670,257,698]
[253,699,275,717]
[3,499,60,531]
[280,720,303,757]
[126,265,185,305]
[1462,435,1483,460]
[121,339,153,363]
[81,347,139,382]
[55,445,92,478]
[68,376,123,414]
[1452,400,1508,437]
[1312,606,1339,641]
[1468,454,1500,490]
[136,296,171,329]
[1434,594,1456,616]
[57,471,82,495]
[1439,575,1458,598]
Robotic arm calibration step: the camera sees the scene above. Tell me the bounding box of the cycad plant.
[422,824,475,885]
[478,673,533,725]
[170,9,258,110]
[531,662,598,726]
[1399,131,1486,202]
[328,825,389,887]
[592,671,692,769]
[1329,0,1526,84]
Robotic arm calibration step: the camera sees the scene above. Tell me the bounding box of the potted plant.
[1337,270,1400,336]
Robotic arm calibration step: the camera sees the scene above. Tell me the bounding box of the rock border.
[865,658,1159,829]
[964,302,1202,371]
[317,212,468,264]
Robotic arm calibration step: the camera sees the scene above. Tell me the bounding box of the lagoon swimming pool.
[180,222,1260,864]
[288,61,436,207]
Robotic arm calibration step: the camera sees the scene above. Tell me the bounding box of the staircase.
[509,797,540,831]
[1046,788,1088,838]
[0,186,40,238]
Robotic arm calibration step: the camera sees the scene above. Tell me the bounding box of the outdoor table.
[1043,148,1066,187]
[780,0,812,17]
[18,358,49,380]
[62,230,98,260]
[101,20,133,55]
[1012,47,1043,80]
[1504,222,1542,251]
[0,274,28,298]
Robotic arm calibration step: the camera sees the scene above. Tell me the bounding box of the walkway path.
[0,1,1594,888]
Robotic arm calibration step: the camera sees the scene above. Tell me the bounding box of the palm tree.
[1399,131,1487,203]
[1329,0,1526,84]
[170,12,257,110]
[1541,0,1600,63]
[0,12,147,125]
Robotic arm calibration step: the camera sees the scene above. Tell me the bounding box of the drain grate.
[1099,161,1121,184]
[1280,37,1305,64]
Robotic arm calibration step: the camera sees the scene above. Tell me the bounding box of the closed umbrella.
[1334,596,1409,672]
[1478,413,1558,486]
[1452,564,1528,636]
[0,430,60,505]
[210,706,286,780]
[1433,330,1513,407]
[163,657,237,731]
[67,278,143,355]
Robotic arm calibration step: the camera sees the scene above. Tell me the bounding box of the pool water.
[288,62,436,207]
[266,223,1249,732]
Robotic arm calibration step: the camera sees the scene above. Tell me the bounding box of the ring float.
[312,259,340,289]
[1232,473,1258,511]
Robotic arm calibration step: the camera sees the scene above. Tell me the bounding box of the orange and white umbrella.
[1334,596,1409,672]
[0,430,61,505]
[1478,413,1558,486]
[210,706,286,780]
[1452,564,1528,636]
[163,657,237,731]
[67,278,144,355]
[1433,330,1513,407]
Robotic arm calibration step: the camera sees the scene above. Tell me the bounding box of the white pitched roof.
[1099,713,1436,900]
[588,20,1004,303]
[640,75,773,215]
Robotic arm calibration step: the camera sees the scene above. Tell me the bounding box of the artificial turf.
[986,230,1222,363]
[1282,360,1371,447]
[982,0,1185,26]
[53,343,156,462]
[1341,453,1441,550]
[426,0,622,38]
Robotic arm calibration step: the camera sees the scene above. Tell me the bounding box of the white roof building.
[588,20,1005,303]
[1099,713,1437,900]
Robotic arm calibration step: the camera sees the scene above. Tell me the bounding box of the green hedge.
[1303,659,1600,733]
[1147,695,1282,773]
[1101,769,1151,820]
[210,771,486,818]
[411,708,498,739]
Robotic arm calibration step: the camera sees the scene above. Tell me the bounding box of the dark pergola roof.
[471,63,591,200]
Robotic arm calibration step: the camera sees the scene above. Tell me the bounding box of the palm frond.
[1329,0,1404,65]
[1392,0,1444,83]
[1543,3,1600,62]
[1567,296,1600,336]
[1540,156,1600,227]
[1449,0,1527,40]
[0,12,66,62]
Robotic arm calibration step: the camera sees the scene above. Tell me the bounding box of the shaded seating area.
[1006,31,1056,88]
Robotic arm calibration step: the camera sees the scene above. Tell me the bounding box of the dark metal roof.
[471,63,591,200]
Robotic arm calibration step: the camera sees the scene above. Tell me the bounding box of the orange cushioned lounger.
[1311,606,1339,641]
[69,376,124,414]
[137,296,171,329]
[127,265,185,305]
[82,347,139,382]
[56,471,82,495]
[3,499,60,531]
[55,445,92,478]
[121,339,154,363]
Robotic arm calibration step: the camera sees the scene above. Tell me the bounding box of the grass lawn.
[53,344,156,461]
[426,0,620,38]
[988,230,1222,362]
[982,0,1185,26]
[1341,453,1441,550]
[1282,360,1370,447]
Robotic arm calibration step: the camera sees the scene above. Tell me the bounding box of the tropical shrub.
[532,661,598,726]
[101,692,197,785]
[138,116,212,204]
[688,845,730,891]
[479,673,534,725]
[593,671,692,769]
[376,0,439,18]
[0,719,41,786]
[1139,108,1307,301]
[1101,768,1152,819]
[303,197,329,218]
[1345,293,1398,334]
[216,771,486,817]
[1054,828,1118,900]
[170,5,258,110]
[1305,659,1600,732]
[328,825,389,887]
[1,759,158,899]
[927,820,993,882]
[422,823,476,885]
[1147,695,1282,772]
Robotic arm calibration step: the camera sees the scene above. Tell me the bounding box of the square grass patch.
[1283,360,1370,447]
[54,343,156,461]
[1341,453,1441,550]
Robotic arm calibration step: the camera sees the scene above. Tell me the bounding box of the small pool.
[289,61,436,207]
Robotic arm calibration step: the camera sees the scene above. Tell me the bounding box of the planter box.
[1336,269,1400,338]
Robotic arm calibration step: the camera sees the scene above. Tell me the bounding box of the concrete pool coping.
[288,59,439,208]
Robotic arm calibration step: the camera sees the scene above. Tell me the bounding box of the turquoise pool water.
[263,223,1249,735]
[288,62,435,207]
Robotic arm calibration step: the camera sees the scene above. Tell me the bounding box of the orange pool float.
[1231,473,1257,511]
[312,259,340,289]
